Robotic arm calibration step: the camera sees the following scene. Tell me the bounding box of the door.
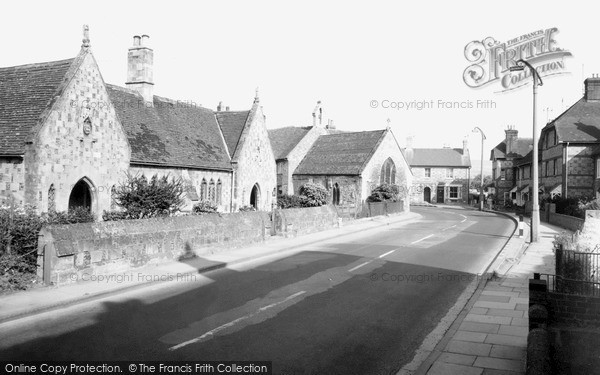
[436,186,444,203]
[423,187,431,203]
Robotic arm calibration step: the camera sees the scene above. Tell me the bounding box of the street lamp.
[472,127,486,211]
[509,59,543,242]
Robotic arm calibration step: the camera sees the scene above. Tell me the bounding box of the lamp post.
[472,127,486,211]
[509,59,543,242]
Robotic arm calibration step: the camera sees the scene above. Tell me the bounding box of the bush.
[239,205,256,212]
[0,253,37,292]
[102,210,129,221]
[47,207,95,224]
[192,200,218,214]
[298,183,328,207]
[542,195,597,219]
[277,194,306,209]
[113,173,185,219]
[367,184,400,202]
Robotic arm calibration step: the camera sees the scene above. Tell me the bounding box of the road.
[0,207,514,374]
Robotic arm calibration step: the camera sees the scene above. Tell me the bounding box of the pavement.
[0,211,421,324]
[413,218,568,375]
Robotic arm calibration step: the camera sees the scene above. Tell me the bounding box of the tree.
[470,174,493,190]
[299,183,328,207]
[113,173,185,219]
[367,184,400,202]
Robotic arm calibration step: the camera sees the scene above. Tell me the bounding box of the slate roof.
[405,148,471,168]
[268,126,312,160]
[490,138,533,160]
[545,98,600,143]
[106,85,231,170]
[294,130,386,175]
[515,150,533,166]
[215,111,250,157]
[0,58,75,155]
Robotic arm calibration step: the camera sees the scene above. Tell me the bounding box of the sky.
[2,1,598,175]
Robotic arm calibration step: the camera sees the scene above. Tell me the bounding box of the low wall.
[541,203,585,232]
[37,211,270,285]
[276,205,339,237]
[359,200,405,218]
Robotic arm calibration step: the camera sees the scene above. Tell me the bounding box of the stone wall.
[362,130,412,211]
[542,204,585,232]
[0,157,25,206]
[24,51,131,219]
[129,165,232,213]
[293,175,362,207]
[37,211,271,285]
[276,205,338,237]
[232,104,277,211]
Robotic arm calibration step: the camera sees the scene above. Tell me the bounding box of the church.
[0,27,276,217]
[0,26,413,218]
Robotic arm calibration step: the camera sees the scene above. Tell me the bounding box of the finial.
[254,87,259,103]
[386,118,391,129]
[82,24,90,49]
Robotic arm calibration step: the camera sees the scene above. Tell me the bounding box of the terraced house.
[0,28,276,218]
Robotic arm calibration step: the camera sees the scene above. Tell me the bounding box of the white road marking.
[411,234,434,244]
[378,250,396,258]
[459,214,467,223]
[442,224,458,231]
[348,261,371,272]
[168,291,306,351]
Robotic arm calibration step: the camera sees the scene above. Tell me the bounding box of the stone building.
[538,77,600,199]
[490,127,533,205]
[268,101,335,196]
[292,128,413,210]
[404,139,472,204]
[0,28,276,217]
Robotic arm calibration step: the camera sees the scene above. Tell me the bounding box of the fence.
[539,273,600,297]
[555,245,600,283]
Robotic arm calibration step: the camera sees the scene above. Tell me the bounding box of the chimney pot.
[141,34,150,46]
[217,101,223,112]
[133,35,141,46]
[226,106,230,111]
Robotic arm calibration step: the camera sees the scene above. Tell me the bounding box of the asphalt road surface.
[0,207,514,374]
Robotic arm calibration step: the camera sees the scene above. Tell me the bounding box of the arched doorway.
[250,183,260,209]
[333,183,340,205]
[69,179,93,212]
[423,187,431,203]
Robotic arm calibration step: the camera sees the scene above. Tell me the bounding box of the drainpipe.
[230,169,236,212]
[564,142,569,198]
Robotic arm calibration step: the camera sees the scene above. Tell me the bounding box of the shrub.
[239,205,256,212]
[0,253,37,292]
[47,207,95,224]
[102,210,129,221]
[113,173,185,219]
[277,194,305,209]
[192,200,218,214]
[299,183,328,207]
[367,184,400,202]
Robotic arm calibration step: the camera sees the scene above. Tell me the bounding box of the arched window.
[380,158,396,185]
[200,178,208,200]
[208,179,216,202]
[216,179,222,205]
[332,183,340,205]
[48,184,56,212]
[110,185,117,209]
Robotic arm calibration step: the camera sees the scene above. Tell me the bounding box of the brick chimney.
[505,125,518,154]
[584,75,600,101]
[463,138,468,154]
[326,119,336,130]
[126,34,154,103]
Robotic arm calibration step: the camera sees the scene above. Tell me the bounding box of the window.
[511,191,517,200]
[425,168,431,177]
[500,169,505,181]
[555,158,562,175]
[216,179,222,205]
[380,158,396,185]
[449,186,459,199]
[48,184,56,212]
[446,168,454,179]
[208,179,216,202]
[542,162,546,177]
[596,157,600,178]
[200,178,208,200]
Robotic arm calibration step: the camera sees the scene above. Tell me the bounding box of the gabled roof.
[268,126,312,160]
[490,138,532,160]
[294,130,387,175]
[0,58,75,155]
[215,111,250,158]
[106,84,231,171]
[405,148,471,168]
[515,150,533,166]
[545,98,600,143]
